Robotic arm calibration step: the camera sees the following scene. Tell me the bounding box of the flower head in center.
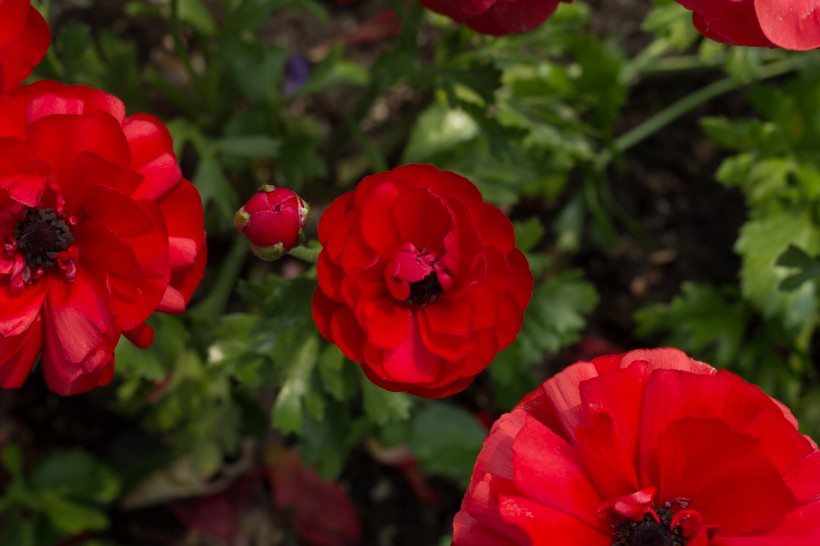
[312,164,533,398]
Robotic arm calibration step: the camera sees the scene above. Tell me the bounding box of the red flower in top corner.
[675,0,820,50]
[453,348,820,545]
[0,81,206,395]
[421,0,564,36]
[0,0,50,92]
[312,164,533,398]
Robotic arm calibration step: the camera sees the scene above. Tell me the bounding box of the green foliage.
[0,446,121,546]
[634,283,816,435]
[22,0,820,541]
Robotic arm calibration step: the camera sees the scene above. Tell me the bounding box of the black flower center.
[407,272,442,306]
[613,509,688,546]
[14,208,74,269]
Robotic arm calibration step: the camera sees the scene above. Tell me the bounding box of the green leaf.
[31,450,121,505]
[318,344,355,401]
[271,334,320,433]
[1,444,22,478]
[360,376,411,425]
[178,0,217,36]
[402,105,479,164]
[213,135,282,158]
[518,271,599,361]
[295,47,369,96]
[736,210,818,330]
[37,493,109,534]
[405,402,488,486]
[776,244,820,292]
[513,217,545,253]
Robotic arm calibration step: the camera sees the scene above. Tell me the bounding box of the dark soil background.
[1,1,756,545]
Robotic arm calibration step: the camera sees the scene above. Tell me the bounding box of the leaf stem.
[287,245,321,263]
[598,52,820,168]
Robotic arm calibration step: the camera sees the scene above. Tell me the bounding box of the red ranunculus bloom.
[0,0,50,92]
[421,0,563,36]
[234,185,309,261]
[676,0,820,50]
[312,164,533,398]
[0,81,207,395]
[453,348,820,545]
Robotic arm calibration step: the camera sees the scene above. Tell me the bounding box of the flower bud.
[234,185,309,261]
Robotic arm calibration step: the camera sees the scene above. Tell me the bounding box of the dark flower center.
[14,208,75,269]
[407,272,442,306]
[613,508,688,546]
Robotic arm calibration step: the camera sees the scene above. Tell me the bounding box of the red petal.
[0,5,50,92]
[696,0,773,47]
[0,278,46,336]
[379,314,441,384]
[512,414,601,524]
[359,180,402,257]
[0,136,48,206]
[362,296,408,350]
[391,188,455,252]
[0,315,42,388]
[28,112,131,187]
[756,0,820,50]
[497,493,609,545]
[689,455,797,535]
[452,509,522,546]
[41,271,120,395]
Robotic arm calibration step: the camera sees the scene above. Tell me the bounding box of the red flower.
[0,81,206,395]
[234,185,309,261]
[675,0,820,50]
[453,348,820,545]
[0,0,50,92]
[312,164,533,398]
[420,0,562,36]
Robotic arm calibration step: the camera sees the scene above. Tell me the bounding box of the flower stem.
[599,52,820,168]
[287,245,321,263]
[189,237,248,322]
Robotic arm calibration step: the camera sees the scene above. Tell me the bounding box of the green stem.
[169,0,201,96]
[599,53,818,169]
[287,245,321,263]
[189,238,248,322]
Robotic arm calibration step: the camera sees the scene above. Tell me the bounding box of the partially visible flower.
[0,0,50,92]
[312,164,533,398]
[0,81,207,395]
[421,0,562,36]
[283,55,310,95]
[675,0,820,50]
[234,185,309,261]
[453,348,820,545]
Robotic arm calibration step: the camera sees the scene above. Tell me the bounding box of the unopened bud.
[234,185,309,261]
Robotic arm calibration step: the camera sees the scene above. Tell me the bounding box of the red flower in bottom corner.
[453,348,820,545]
[312,164,533,398]
[0,81,206,395]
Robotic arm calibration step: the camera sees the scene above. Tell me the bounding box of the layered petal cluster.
[676,0,820,49]
[0,0,50,92]
[453,348,820,545]
[312,164,533,398]
[0,81,206,394]
[421,0,562,36]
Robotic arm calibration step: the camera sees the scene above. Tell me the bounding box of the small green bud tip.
[234,207,250,230]
[259,184,276,193]
[299,200,311,224]
[252,242,286,262]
